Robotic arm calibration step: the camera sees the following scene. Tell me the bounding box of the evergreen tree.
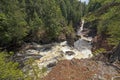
[0,0,27,47]
[0,52,24,80]
[85,0,120,46]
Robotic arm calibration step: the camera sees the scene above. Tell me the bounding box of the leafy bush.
[0,52,24,80]
[93,48,106,56]
[24,58,47,80]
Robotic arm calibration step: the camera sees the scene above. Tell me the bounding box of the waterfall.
[77,19,84,36]
[80,19,84,31]
[74,19,92,57]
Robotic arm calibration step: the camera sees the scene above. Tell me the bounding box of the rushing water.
[74,19,92,55]
[17,19,93,74]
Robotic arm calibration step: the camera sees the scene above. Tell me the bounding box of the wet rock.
[60,41,67,46]
[16,41,93,73]
[47,62,56,68]
[74,39,92,51]
[40,46,52,52]
[65,51,75,56]
[25,49,39,55]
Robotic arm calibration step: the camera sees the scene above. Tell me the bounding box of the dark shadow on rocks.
[65,51,75,56]
[47,62,57,68]
[66,33,77,47]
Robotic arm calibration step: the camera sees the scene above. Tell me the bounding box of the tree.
[40,0,64,40]
[0,0,28,47]
[24,58,47,80]
[85,0,120,46]
[0,0,88,48]
[0,52,24,80]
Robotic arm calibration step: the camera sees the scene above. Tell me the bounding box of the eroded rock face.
[43,59,120,80]
[74,39,92,58]
[92,35,113,51]
[42,42,120,80]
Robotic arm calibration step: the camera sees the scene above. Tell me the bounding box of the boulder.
[65,51,75,56]
[47,62,56,68]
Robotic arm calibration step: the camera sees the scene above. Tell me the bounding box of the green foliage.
[42,0,64,39]
[0,13,11,45]
[85,0,120,46]
[0,52,47,80]
[65,22,75,35]
[0,0,88,48]
[93,48,106,55]
[23,0,66,41]
[84,13,97,22]
[0,0,28,46]
[107,20,120,45]
[24,58,47,80]
[0,52,24,80]
[87,0,101,13]
[56,0,87,25]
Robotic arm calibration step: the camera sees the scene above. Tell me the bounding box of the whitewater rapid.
[17,19,93,75]
[74,19,92,58]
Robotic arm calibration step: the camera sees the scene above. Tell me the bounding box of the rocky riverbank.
[15,41,93,71]
[43,42,120,80]
[43,58,120,80]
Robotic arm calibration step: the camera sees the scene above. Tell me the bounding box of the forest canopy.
[85,0,120,46]
[0,0,86,49]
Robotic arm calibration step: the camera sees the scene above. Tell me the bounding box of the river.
[16,19,93,75]
[74,19,92,56]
